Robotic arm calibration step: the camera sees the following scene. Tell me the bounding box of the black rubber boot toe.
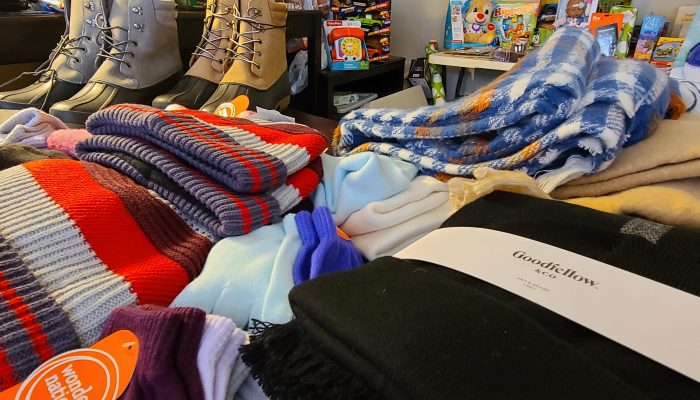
[199,72,291,114]
[0,79,84,111]
[152,75,219,110]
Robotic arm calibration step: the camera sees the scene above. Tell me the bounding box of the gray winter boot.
[152,0,237,109]
[50,0,183,124]
[199,0,291,113]
[0,0,109,111]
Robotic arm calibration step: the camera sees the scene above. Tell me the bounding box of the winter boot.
[50,0,182,124]
[152,0,237,109]
[199,0,291,113]
[0,0,109,111]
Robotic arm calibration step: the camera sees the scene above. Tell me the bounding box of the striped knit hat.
[0,159,212,388]
[77,104,327,237]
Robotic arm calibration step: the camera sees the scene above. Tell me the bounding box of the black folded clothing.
[242,192,700,399]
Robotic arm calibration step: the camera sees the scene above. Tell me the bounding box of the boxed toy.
[609,5,637,58]
[671,8,700,83]
[671,6,697,38]
[651,37,685,69]
[634,15,666,61]
[493,1,540,48]
[332,1,391,62]
[555,0,598,28]
[444,0,498,49]
[324,20,370,71]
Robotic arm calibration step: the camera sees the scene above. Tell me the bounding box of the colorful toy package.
[609,5,637,58]
[651,37,685,69]
[633,15,666,61]
[331,0,392,63]
[671,7,700,83]
[555,0,598,28]
[324,20,370,71]
[493,1,540,48]
[444,0,498,49]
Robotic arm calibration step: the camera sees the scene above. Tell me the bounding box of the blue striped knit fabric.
[335,27,679,190]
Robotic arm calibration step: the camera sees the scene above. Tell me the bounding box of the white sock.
[197,314,235,400]
[225,335,252,399]
[213,327,247,400]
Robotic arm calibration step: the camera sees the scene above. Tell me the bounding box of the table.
[428,51,515,98]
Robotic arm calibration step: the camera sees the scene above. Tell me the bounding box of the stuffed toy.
[463,0,497,45]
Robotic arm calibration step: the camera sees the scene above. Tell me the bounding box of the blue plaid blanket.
[334,27,682,190]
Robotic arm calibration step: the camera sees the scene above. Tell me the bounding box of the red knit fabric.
[24,160,190,305]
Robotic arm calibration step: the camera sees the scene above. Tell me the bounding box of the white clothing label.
[394,227,700,383]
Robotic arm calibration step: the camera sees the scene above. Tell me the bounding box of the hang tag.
[0,330,139,400]
[395,227,700,383]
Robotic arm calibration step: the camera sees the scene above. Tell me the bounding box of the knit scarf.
[334,27,682,189]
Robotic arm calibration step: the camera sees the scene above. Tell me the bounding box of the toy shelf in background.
[331,0,392,63]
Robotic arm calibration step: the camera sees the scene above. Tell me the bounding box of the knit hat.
[46,128,93,157]
[341,175,455,259]
[101,306,188,400]
[172,214,300,328]
[198,314,236,400]
[84,104,327,193]
[292,207,364,284]
[0,159,212,346]
[77,119,324,237]
[312,153,418,225]
[0,236,80,390]
[0,107,67,148]
[243,192,700,399]
[0,143,71,171]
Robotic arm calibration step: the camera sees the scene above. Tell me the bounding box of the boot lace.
[95,12,138,68]
[0,34,89,109]
[191,0,236,69]
[229,0,286,69]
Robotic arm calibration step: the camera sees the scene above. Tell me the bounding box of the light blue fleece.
[171,214,300,329]
[312,152,419,225]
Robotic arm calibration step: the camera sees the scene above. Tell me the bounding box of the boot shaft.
[90,0,181,89]
[186,0,238,83]
[222,0,287,89]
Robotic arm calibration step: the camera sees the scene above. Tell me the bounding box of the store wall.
[391,0,700,82]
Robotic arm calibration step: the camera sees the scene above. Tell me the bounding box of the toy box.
[555,0,598,28]
[493,1,540,48]
[671,6,697,38]
[324,20,370,71]
[651,37,685,69]
[443,0,498,49]
[671,6,700,83]
[332,1,391,62]
[634,15,666,61]
[609,5,637,58]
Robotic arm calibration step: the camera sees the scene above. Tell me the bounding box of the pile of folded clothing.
[335,27,684,192]
[76,104,327,238]
[242,192,700,399]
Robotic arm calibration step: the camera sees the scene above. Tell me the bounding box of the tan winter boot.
[0,0,111,111]
[152,0,237,109]
[50,0,183,124]
[200,0,291,113]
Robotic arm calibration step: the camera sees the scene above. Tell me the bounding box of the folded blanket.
[0,159,212,388]
[78,105,326,237]
[242,192,700,400]
[341,176,455,260]
[0,107,67,148]
[335,28,678,187]
[0,143,71,171]
[566,178,700,230]
[448,167,550,209]
[551,119,700,199]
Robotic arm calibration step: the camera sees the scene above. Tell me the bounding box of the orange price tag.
[0,330,139,400]
[214,95,250,118]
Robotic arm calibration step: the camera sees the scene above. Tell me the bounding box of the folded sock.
[214,327,247,400]
[309,206,364,279]
[101,306,187,400]
[0,108,67,148]
[198,314,236,400]
[292,211,319,284]
[225,336,252,400]
[46,129,92,157]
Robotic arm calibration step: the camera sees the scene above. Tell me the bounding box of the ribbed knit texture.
[85,104,326,193]
[101,306,188,400]
[0,236,80,390]
[214,328,247,400]
[198,315,236,400]
[170,307,207,400]
[78,108,326,237]
[292,211,319,285]
[0,159,211,347]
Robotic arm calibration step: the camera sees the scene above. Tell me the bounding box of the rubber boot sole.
[50,70,183,125]
[200,71,292,114]
[152,75,219,110]
[0,80,85,112]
